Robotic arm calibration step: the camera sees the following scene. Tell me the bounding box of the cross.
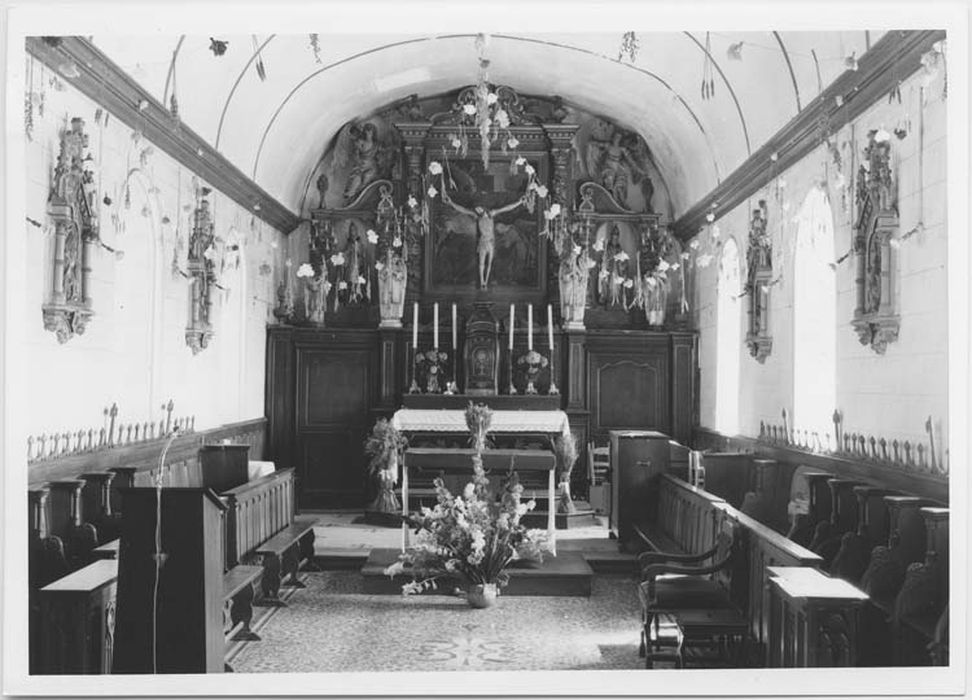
[163,399,174,434]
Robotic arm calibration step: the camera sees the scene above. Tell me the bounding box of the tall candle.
[509,304,515,350]
[547,304,554,353]
[433,303,439,349]
[412,303,418,349]
[452,303,457,350]
[527,304,533,350]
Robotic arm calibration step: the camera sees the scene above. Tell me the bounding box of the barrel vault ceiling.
[88,31,881,219]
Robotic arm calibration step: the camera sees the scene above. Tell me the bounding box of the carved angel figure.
[586,128,653,209]
[341,122,380,204]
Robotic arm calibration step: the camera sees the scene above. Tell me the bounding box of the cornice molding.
[26,36,301,234]
[672,29,946,241]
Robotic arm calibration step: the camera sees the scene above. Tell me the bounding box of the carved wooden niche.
[185,189,216,354]
[745,200,772,362]
[852,130,900,354]
[43,117,98,343]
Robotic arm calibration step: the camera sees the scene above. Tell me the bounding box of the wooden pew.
[634,474,726,556]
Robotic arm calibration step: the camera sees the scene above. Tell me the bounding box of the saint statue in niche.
[344,222,366,304]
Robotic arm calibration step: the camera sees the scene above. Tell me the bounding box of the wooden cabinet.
[266,327,378,509]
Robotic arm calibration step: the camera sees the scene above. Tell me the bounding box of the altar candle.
[547,304,554,353]
[433,303,439,349]
[527,305,533,350]
[412,303,418,349]
[452,303,457,350]
[509,304,515,350]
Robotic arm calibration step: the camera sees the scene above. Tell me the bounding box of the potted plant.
[384,403,549,607]
[363,418,407,524]
[554,432,579,514]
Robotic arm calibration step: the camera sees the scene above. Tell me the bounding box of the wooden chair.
[587,441,611,515]
[637,523,749,667]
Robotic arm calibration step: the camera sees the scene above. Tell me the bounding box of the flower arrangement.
[385,402,549,603]
[554,432,579,513]
[414,348,449,394]
[364,418,408,516]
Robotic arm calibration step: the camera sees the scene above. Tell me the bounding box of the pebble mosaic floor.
[230,571,645,673]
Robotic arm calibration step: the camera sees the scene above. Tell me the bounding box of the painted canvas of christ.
[427,157,543,293]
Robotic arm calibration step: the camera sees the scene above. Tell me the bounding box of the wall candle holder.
[43,117,98,343]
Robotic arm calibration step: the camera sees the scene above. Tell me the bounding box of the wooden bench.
[633,474,727,557]
[37,558,272,673]
[253,517,318,606]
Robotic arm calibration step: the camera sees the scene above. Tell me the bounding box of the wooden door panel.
[296,349,371,429]
[589,351,669,435]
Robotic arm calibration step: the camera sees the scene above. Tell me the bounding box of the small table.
[767,566,869,667]
[402,447,557,555]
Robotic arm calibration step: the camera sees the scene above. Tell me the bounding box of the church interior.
[3,11,965,695]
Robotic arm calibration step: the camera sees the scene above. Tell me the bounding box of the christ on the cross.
[441,187,527,289]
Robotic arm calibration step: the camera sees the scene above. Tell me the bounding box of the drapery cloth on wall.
[390,409,571,438]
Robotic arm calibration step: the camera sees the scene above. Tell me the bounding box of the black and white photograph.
[0,2,968,698]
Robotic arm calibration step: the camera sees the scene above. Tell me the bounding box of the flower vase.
[644,276,669,327]
[377,252,406,328]
[466,582,499,609]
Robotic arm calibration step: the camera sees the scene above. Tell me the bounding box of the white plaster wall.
[22,77,287,440]
[692,65,949,454]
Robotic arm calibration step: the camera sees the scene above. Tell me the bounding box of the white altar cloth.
[391,408,571,437]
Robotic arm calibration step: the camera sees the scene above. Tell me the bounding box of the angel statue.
[340,122,381,204]
[441,187,527,289]
[587,128,653,209]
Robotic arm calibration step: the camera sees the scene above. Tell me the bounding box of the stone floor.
[229,570,646,673]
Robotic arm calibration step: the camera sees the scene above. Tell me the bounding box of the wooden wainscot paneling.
[668,332,697,445]
[587,331,670,437]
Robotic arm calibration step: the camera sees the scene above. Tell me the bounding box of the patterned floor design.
[230,571,646,673]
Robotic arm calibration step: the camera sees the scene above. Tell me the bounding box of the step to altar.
[360,547,593,596]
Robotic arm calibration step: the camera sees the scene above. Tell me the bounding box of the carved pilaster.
[565,328,587,410]
[378,328,400,409]
[543,124,579,312]
[394,123,430,304]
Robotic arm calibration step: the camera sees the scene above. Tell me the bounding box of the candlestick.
[433,303,439,349]
[452,303,457,350]
[412,303,418,349]
[547,304,554,352]
[509,303,515,350]
[527,305,533,350]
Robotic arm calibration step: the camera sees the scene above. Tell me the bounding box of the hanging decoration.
[726,41,744,61]
[618,31,640,63]
[209,38,229,57]
[701,32,716,100]
[252,35,267,81]
[308,33,323,64]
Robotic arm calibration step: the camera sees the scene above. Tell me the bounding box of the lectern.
[112,488,226,674]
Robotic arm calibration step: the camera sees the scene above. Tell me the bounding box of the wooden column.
[395,122,430,306]
[565,328,586,410]
[542,123,579,309]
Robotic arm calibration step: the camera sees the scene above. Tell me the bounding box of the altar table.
[401,447,558,556]
[390,408,571,439]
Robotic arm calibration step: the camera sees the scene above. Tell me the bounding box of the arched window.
[793,187,836,444]
[715,237,742,434]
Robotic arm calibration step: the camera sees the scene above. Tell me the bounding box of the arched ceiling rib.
[90,30,878,219]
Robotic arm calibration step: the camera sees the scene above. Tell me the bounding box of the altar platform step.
[360,547,594,596]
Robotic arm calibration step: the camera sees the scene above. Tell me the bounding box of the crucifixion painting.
[430,159,541,292]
